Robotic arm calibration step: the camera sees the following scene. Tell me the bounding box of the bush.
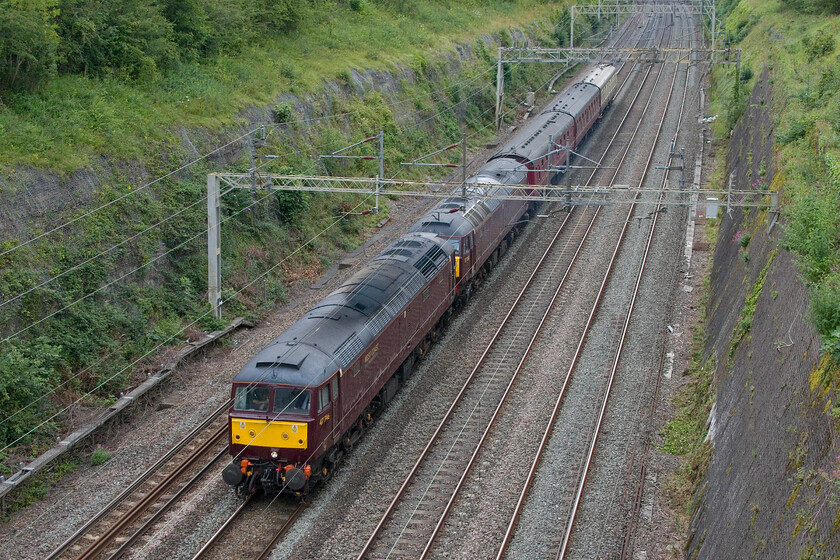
[0,338,63,448]
[273,102,294,123]
[90,447,111,465]
[740,66,753,82]
[739,232,752,248]
[777,116,812,145]
[274,190,310,226]
[811,276,840,340]
[784,192,840,281]
[822,329,840,360]
[0,0,60,91]
[803,28,836,61]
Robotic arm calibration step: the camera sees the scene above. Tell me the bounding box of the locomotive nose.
[285,467,307,492]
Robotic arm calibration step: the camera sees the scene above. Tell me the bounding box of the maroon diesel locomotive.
[222,233,456,496]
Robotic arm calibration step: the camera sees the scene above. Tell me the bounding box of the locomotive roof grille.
[333,271,427,366]
[415,245,447,279]
[382,248,415,258]
[394,239,423,247]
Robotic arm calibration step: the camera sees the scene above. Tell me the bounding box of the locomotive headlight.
[270,450,278,459]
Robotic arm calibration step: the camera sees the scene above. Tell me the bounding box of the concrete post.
[461,133,467,201]
[377,129,383,212]
[207,174,222,318]
[495,48,504,130]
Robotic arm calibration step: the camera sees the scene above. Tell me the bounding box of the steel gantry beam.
[570,1,716,47]
[212,174,776,209]
[500,46,737,65]
[206,173,776,317]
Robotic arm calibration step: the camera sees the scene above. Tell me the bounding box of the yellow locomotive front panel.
[230,418,308,449]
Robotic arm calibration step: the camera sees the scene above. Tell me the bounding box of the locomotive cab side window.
[318,385,330,412]
[233,385,270,412]
[273,387,311,415]
[444,237,460,256]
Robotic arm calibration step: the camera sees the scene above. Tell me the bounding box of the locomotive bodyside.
[409,158,530,300]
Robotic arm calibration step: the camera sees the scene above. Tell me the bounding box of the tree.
[56,0,177,78]
[0,0,59,91]
[162,0,211,60]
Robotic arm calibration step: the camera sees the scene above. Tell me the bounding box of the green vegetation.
[0,0,566,171]
[0,0,616,467]
[90,447,111,466]
[709,0,840,360]
[663,289,715,522]
[731,249,776,354]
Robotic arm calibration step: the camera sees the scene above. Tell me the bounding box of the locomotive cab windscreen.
[231,383,312,416]
[273,386,311,415]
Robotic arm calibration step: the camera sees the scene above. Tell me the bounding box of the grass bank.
[706,0,840,359]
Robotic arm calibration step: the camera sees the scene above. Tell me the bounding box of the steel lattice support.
[570,1,715,47]
[206,173,777,317]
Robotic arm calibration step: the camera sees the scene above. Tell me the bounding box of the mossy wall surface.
[688,67,840,560]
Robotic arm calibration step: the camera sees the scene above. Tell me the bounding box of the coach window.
[331,377,339,403]
[318,385,330,412]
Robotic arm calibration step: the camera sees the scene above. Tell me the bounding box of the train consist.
[221,64,618,497]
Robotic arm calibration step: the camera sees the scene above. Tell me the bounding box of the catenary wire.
[0,59,533,430]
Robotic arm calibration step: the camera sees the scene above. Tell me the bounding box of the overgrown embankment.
[0,1,612,485]
[670,1,840,557]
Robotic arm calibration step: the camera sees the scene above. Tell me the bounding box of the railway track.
[498,9,698,560]
[353,12,681,560]
[46,404,230,560]
[616,8,700,560]
[189,496,303,560]
[356,202,597,560]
